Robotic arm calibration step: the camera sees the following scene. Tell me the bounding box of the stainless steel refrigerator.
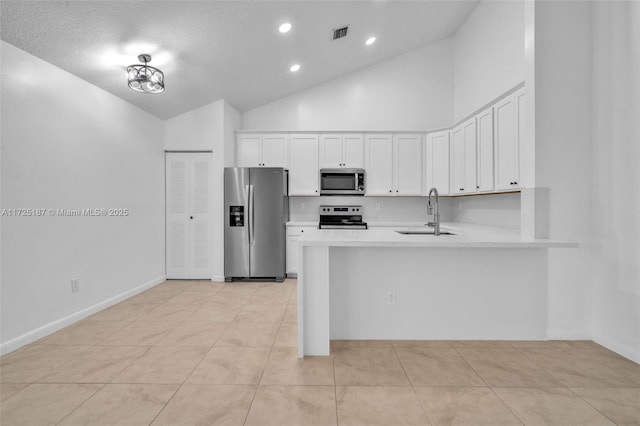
[224,167,289,282]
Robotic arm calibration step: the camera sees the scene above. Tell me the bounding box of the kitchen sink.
[395,230,455,235]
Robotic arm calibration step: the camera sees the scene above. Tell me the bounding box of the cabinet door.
[425,131,450,195]
[261,134,288,167]
[364,134,394,195]
[289,134,319,196]
[451,118,477,195]
[236,135,261,167]
[343,134,364,168]
[319,134,343,168]
[393,134,422,195]
[451,125,466,195]
[462,119,478,194]
[494,94,519,190]
[514,89,524,188]
[476,108,494,192]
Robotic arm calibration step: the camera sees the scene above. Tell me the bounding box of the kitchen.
[2,0,640,425]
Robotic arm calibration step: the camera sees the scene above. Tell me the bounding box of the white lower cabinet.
[286,225,315,276]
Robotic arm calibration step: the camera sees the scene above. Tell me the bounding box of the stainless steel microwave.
[319,169,365,196]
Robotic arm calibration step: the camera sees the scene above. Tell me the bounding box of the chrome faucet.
[427,187,440,236]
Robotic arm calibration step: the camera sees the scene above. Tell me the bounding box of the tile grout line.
[452,347,490,387]
[240,282,289,425]
[487,386,526,426]
[391,344,433,425]
[147,281,258,425]
[564,386,621,426]
[52,382,107,426]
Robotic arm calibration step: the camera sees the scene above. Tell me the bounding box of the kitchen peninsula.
[297,223,577,357]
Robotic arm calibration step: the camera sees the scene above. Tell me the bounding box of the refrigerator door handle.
[244,184,250,244]
[249,184,255,244]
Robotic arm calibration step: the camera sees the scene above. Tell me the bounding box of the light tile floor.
[1,280,639,425]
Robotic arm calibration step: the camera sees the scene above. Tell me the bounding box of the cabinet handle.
[460,188,464,191]
[514,181,518,185]
[396,190,399,192]
[190,216,193,220]
[389,190,392,193]
[476,185,479,189]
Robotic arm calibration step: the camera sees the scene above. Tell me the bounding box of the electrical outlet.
[386,291,396,305]
[71,278,80,293]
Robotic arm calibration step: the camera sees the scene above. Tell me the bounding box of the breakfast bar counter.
[297,223,577,357]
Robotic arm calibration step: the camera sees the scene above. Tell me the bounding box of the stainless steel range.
[318,205,367,229]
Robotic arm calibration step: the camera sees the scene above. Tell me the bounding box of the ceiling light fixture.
[366,36,376,46]
[279,22,292,33]
[290,64,301,72]
[127,54,164,94]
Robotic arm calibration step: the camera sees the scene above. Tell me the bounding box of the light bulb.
[290,64,300,72]
[279,23,292,33]
[365,36,376,46]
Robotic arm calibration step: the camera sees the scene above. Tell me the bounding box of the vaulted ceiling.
[1,1,478,119]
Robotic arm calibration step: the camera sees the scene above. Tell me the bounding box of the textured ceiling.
[0,1,478,119]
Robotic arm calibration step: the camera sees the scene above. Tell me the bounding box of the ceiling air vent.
[332,26,349,41]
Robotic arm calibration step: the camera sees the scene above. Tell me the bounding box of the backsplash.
[449,192,521,229]
[289,192,520,229]
[289,196,454,224]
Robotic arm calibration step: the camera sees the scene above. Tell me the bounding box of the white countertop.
[298,222,577,249]
[286,221,318,227]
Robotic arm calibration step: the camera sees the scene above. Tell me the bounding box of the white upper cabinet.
[319,134,364,168]
[236,133,288,167]
[476,108,495,192]
[451,118,477,195]
[288,134,319,196]
[342,134,364,168]
[424,131,450,195]
[494,89,522,191]
[364,133,422,196]
[393,134,423,195]
[364,134,394,195]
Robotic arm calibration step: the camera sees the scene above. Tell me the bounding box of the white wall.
[453,0,525,122]
[0,41,165,354]
[534,1,593,340]
[590,1,640,362]
[242,39,453,131]
[164,99,241,281]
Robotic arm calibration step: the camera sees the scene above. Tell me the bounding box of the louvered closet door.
[166,153,212,279]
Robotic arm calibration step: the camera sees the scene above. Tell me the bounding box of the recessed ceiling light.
[366,36,376,46]
[279,23,292,33]
[290,64,301,72]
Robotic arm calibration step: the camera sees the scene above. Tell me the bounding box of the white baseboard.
[547,328,592,340]
[0,275,166,356]
[211,275,225,282]
[592,332,640,364]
